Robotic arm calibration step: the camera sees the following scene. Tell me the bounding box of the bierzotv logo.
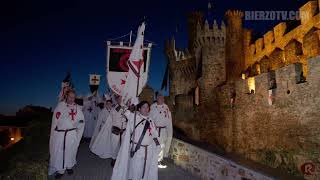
[244,10,311,21]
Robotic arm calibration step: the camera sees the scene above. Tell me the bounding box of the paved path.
[49,142,199,180]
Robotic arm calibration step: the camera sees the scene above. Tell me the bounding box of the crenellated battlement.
[225,10,244,18]
[165,37,193,63]
[166,0,320,98]
[238,56,320,97]
[165,36,197,96]
[193,20,226,48]
[174,49,193,62]
[244,1,320,69]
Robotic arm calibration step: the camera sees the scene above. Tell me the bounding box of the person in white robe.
[111,100,160,180]
[149,92,173,168]
[48,90,85,179]
[89,99,114,158]
[89,94,111,148]
[110,95,128,166]
[57,73,73,102]
[83,92,102,138]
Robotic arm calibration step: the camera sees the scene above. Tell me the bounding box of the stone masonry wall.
[201,57,320,179]
[169,138,273,180]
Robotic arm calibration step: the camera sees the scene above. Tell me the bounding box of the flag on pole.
[89,74,101,86]
[161,62,169,91]
[121,22,147,104]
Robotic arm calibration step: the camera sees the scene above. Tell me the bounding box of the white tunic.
[48,102,84,175]
[90,107,113,158]
[83,94,102,138]
[149,103,173,160]
[110,105,128,159]
[111,111,160,180]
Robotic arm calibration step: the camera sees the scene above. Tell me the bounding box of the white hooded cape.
[89,108,111,148]
[90,108,113,158]
[149,103,173,158]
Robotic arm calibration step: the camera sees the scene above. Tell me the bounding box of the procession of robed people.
[48,22,173,180]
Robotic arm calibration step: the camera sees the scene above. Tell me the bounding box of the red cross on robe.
[148,126,152,136]
[69,109,77,121]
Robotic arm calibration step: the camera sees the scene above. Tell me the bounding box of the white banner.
[106,42,152,97]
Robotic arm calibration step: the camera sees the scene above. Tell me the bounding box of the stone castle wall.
[165,0,320,178]
[200,57,320,178]
[165,38,197,97]
[169,138,275,180]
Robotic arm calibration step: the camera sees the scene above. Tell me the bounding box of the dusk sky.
[0,0,308,115]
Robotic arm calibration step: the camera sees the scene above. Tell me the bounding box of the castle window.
[247,77,255,94]
[242,73,246,80]
[268,70,277,90]
[256,64,261,75]
[295,63,307,84]
[194,86,199,106]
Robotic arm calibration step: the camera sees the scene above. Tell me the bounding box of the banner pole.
[129,30,132,47]
[130,25,143,157]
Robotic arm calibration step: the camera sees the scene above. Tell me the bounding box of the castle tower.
[165,36,196,96]
[165,36,177,99]
[194,19,226,106]
[187,11,203,54]
[225,10,244,80]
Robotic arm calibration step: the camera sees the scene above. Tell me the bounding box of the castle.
[165,1,320,177]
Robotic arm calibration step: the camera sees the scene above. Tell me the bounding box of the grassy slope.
[0,116,51,180]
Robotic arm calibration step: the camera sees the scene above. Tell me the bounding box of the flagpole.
[131,59,141,156]
[129,30,132,46]
[130,23,143,157]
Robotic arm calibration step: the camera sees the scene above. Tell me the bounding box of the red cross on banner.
[132,60,144,70]
[92,76,99,83]
[90,74,100,85]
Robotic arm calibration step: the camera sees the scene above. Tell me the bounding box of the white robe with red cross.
[149,103,173,161]
[83,94,102,138]
[48,101,85,175]
[111,111,160,180]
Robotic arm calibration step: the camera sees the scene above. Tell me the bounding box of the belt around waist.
[112,126,126,130]
[54,127,77,132]
[131,141,150,147]
[156,126,166,137]
[156,126,166,129]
